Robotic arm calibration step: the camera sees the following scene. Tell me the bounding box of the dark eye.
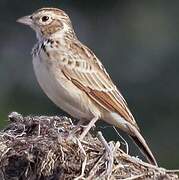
[41,16,49,22]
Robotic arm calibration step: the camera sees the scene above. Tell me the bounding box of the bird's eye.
[39,15,52,25]
[41,16,49,22]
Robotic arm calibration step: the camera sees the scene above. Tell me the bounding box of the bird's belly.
[32,56,97,120]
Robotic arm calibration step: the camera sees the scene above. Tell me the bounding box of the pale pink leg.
[76,119,86,127]
[79,116,99,140]
[70,119,85,135]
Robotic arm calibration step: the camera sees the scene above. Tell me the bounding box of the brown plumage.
[17,7,157,166]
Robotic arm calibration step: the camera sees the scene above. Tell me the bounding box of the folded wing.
[59,41,139,129]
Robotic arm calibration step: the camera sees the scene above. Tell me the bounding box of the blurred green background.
[0,0,179,168]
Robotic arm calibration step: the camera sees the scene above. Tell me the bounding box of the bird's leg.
[79,116,99,141]
[73,119,86,133]
[76,119,85,128]
[68,119,85,138]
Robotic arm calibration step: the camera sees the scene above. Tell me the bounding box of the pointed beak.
[16,15,33,26]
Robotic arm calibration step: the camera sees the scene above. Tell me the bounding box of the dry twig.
[0,112,177,180]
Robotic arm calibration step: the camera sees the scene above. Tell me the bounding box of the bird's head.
[17,7,75,40]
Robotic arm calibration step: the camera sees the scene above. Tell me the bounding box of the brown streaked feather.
[19,7,156,166]
[60,40,139,129]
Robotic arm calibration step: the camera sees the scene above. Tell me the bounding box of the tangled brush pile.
[0,112,178,180]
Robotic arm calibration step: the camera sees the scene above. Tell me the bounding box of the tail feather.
[130,135,157,166]
[126,123,158,166]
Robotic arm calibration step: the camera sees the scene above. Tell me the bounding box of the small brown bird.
[17,7,157,165]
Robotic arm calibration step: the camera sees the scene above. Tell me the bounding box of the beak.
[16,15,33,26]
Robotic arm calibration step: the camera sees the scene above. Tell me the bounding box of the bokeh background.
[0,0,179,168]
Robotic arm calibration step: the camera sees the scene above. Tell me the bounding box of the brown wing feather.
[60,40,139,129]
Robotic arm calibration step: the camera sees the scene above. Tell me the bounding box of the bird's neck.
[33,29,77,56]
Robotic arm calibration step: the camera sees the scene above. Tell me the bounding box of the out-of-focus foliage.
[0,0,179,168]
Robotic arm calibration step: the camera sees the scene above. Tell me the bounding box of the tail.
[126,123,158,166]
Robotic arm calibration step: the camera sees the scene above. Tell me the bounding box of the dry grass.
[0,112,178,180]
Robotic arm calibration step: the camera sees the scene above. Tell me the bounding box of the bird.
[17,7,157,166]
